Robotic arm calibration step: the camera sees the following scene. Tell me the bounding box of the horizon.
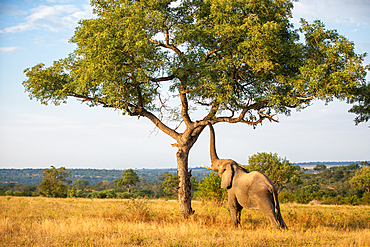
[1,160,368,170]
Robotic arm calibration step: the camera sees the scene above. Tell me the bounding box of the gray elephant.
[206,124,287,229]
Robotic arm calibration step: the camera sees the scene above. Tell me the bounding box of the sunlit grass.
[1,196,369,246]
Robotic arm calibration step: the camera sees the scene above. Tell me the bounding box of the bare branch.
[137,108,180,141]
[150,75,175,83]
[195,101,211,106]
[149,38,182,56]
[173,120,184,131]
[204,49,218,62]
[179,86,193,127]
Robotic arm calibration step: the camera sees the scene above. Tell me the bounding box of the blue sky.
[0,0,369,169]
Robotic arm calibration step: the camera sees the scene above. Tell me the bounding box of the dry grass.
[1,196,370,246]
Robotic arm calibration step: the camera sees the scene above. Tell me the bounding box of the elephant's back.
[245,171,274,190]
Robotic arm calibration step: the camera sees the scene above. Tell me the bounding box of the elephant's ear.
[219,163,234,189]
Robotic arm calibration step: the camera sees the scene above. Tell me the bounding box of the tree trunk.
[176,147,194,218]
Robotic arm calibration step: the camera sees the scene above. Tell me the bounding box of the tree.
[23,0,368,217]
[196,172,226,203]
[247,152,301,193]
[350,167,370,193]
[161,172,178,198]
[91,180,112,191]
[72,179,90,190]
[313,164,327,172]
[113,169,140,192]
[38,166,72,198]
[360,161,370,168]
[348,84,370,126]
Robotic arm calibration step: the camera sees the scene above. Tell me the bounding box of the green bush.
[88,191,107,198]
[196,173,227,203]
[5,190,13,196]
[116,192,135,199]
[106,189,116,198]
[68,189,86,198]
[278,192,295,203]
[295,192,314,204]
[362,192,370,205]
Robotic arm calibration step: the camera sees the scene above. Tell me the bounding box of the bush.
[295,192,314,204]
[13,191,23,196]
[344,195,361,205]
[68,189,86,198]
[88,191,107,199]
[5,190,13,196]
[116,192,135,199]
[106,189,116,198]
[196,172,227,203]
[278,192,295,203]
[362,192,370,205]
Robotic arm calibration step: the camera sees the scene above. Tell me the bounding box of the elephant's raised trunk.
[208,123,220,164]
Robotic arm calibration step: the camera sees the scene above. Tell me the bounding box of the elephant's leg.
[266,211,281,229]
[258,198,280,229]
[228,193,242,227]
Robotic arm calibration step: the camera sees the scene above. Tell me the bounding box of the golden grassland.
[1,196,370,246]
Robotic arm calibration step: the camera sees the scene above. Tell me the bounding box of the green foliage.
[38,166,72,198]
[348,83,370,125]
[196,172,226,203]
[113,169,140,192]
[350,167,370,193]
[360,161,370,168]
[280,162,369,205]
[190,176,200,197]
[22,0,368,128]
[161,172,178,198]
[72,179,90,190]
[90,180,112,191]
[313,164,327,172]
[68,188,85,198]
[247,152,301,192]
[278,191,295,203]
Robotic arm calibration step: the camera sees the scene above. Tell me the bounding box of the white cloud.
[0,23,33,33]
[0,47,18,53]
[0,4,94,34]
[292,0,370,27]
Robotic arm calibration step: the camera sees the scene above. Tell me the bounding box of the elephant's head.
[218,161,236,189]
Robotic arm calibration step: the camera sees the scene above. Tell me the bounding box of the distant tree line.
[1,155,369,205]
[0,168,210,186]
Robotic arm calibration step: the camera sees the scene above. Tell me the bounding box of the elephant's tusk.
[202,164,213,170]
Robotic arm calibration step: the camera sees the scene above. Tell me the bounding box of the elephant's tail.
[272,190,288,230]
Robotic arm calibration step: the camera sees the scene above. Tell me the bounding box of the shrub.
[116,192,135,199]
[88,191,107,199]
[196,172,227,203]
[278,191,295,203]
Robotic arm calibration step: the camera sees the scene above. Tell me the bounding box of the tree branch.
[179,86,193,127]
[193,102,272,127]
[139,108,180,141]
[150,75,175,83]
[204,49,218,62]
[149,38,182,56]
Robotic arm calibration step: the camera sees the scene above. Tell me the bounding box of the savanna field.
[1,197,370,246]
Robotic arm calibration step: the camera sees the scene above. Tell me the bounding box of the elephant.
[205,123,288,229]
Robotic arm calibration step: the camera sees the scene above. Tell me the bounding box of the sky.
[0,0,369,170]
